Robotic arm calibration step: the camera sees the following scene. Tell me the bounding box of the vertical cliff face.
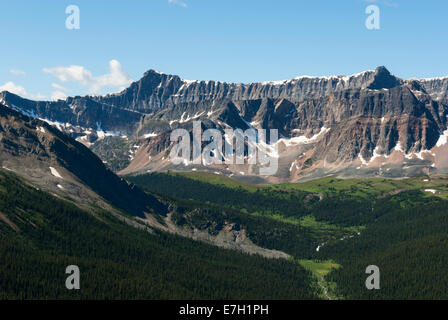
[417,77,448,101]
[94,67,387,112]
[0,66,400,129]
[2,66,448,182]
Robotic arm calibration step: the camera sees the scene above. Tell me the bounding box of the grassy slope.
[178,171,259,191]
[276,175,448,199]
[298,260,340,277]
[175,171,448,200]
[298,259,341,300]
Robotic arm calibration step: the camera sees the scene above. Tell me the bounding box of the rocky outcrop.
[0,103,166,217]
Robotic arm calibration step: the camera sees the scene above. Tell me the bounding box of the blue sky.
[1,0,448,100]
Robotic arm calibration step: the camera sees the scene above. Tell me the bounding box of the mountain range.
[2,66,448,300]
[2,66,448,183]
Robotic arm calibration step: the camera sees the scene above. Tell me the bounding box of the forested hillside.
[3,165,448,299]
[129,172,448,299]
[0,169,317,299]
[321,191,448,299]
[128,172,310,218]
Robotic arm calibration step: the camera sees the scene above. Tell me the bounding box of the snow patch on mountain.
[358,154,368,166]
[279,127,330,147]
[394,141,405,153]
[49,167,63,179]
[436,129,448,147]
[143,133,158,138]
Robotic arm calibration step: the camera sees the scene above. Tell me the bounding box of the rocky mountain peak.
[367,66,402,90]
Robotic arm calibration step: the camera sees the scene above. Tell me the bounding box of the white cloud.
[0,81,46,100]
[0,81,28,96]
[44,65,92,84]
[43,59,133,95]
[10,69,26,76]
[51,91,68,101]
[51,83,69,92]
[168,0,187,7]
[51,83,68,91]
[49,84,69,101]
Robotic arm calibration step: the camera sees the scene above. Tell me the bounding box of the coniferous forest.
[2,168,448,299]
[128,172,448,300]
[0,170,316,300]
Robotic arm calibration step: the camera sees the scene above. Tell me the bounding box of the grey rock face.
[418,77,448,101]
[94,67,381,112]
[1,66,448,180]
